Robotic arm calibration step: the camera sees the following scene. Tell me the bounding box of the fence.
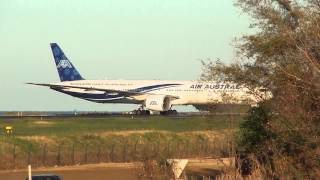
[0,133,234,170]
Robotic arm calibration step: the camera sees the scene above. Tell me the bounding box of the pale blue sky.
[0,0,250,111]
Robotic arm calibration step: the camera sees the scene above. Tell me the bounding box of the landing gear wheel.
[171,110,178,115]
[145,110,151,115]
[133,109,151,116]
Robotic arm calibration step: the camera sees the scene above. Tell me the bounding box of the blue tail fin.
[50,43,84,82]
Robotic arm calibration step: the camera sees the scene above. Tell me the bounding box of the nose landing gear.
[132,106,151,115]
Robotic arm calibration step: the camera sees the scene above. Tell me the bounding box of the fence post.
[205,139,209,155]
[175,141,179,157]
[133,139,138,161]
[71,143,75,165]
[166,141,171,158]
[185,140,189,157]
[84,144,88,164]
[221,139,224,156]
[97,145,101,163]
[122,140,127,162]
[110,144,115,162]
[155,139,160,158]
[12,144,16,169]
[197,139,201,157]
[27,145,31,166]
[56,144,61,166]
[213,139,216,156]
[42,144,47,166]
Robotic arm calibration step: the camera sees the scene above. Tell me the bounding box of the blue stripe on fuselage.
[129,83,181,93]
[52,83,182,103]
[52,88,119,99]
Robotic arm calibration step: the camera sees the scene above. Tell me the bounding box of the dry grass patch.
[33,121,54,126]
[17,136,56,145]
[98,130,166,137]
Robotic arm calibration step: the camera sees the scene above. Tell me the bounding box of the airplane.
[28,43,267,115]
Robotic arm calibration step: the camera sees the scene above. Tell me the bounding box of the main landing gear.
[132,106,178,116]
[160,109,178,116]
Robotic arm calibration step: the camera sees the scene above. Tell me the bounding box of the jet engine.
[145,95,171,111]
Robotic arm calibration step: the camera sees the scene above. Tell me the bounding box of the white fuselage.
[52,80,260,106]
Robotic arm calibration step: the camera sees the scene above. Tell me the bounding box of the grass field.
[0,115,244,170]
[0,115,244,136]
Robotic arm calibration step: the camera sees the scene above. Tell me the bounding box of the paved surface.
[0,158,234,180]
[0,163,138,180]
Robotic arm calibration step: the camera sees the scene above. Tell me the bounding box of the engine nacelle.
[145,95,171,111]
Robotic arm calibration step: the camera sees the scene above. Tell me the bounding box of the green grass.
[0,115,243,137]
[0,115,243,169]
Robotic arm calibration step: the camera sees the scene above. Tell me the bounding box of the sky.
[0,0,251,111]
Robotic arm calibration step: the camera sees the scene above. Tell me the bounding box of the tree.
[202,0,320,178]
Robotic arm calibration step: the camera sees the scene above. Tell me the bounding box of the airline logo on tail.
[57,59,73,69]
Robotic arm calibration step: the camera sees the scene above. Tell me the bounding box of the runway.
[0,111,245,118]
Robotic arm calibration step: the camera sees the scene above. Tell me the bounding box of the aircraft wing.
[26,83,180,100]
